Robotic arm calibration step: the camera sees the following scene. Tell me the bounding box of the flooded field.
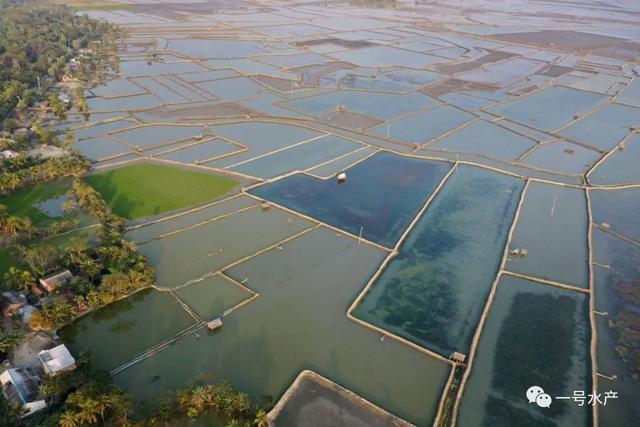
[57,1,640,425]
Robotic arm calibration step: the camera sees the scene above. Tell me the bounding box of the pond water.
[282,90,438,121]
[558,103,640,151]
[589,133,640,185]
[174,274,252,320]
[159,139,242,164]
[114,125,205,149]
[368,106,474,145]
[506,182,589,288]
[519,140,600,175]
[591,229,640,427]
[590,188,640,242]
[457,275,591,427]
[113,227,451,426]
[136,205,313,288]
[229,135,361,179]
[250,152,452,247]
[354,165,524,355]
[74,135,133,161]
[488,87,609,131]
[429,120,536,161]
[59,289,196,371]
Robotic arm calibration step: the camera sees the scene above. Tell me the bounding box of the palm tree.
[58,410,78,427]
[254,409,269,427]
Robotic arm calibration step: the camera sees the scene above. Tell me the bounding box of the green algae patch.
[85,163,238,219]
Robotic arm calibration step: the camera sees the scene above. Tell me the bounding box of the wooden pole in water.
[358,226,363,243]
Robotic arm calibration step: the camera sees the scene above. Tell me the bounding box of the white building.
[37,344,76,376]
[0,368,47,417]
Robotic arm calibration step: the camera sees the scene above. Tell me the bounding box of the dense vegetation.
[0,0,121,121]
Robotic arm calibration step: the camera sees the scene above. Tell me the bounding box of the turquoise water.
[250,152,452,247]
[354,165,524,355]
[458,275,591,427]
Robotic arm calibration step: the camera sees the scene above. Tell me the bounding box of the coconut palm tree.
[58,411,78,427]
[254,409,269,427]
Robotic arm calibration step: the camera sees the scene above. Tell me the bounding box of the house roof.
[0,368,40,406]
[38,344,76,375]
[39,270,73,290]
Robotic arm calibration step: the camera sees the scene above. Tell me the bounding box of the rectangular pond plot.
[590,188,640,242]
[204,58,298,80]
[457,275,591,427]
[307,146,378,178]
[90,78,147,98]
[114,125,205,149]
[130,77,190,103]
[438,92,494,111]
[74,135,134,161]
[205,122,323,169]
[72,120,137,140]
[120,60,206,77]
[558,103,640,151]
[251,152,452,248]
[177,69,241,83]
[114,227,451,426]
[368,106,475,145]
[354,165,524,355]
[488,86,609,131]
[159,139,242,164]
[458,58,545,86]
[282,90,438,121]
[154,75,210,102]
[137,206,314,289]
[430,120,536,161]
[167,39,268,59]
[519,140,600,175]
[175,274,252,320]
[254,53,330,68]
[58,289,196,371]
[87,94,162,112]
[229,135,361,179]
[330,46,444,68]
[589,229,640,427]
[615,77,640,108]
[506,183,589,288]
[589,133,640,185]
[195,77,262,102]
[340,69,442,93]
[126,195,259,243]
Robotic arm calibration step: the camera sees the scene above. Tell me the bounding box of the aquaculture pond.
[506,182,589,288]
[113,227,451,426]
[59,289,197,371]
[354,165,524,355]
[457,275,591,427]
[590,188,640,242]
[250,152,452,247]
[135,205,313,289]
[591,229,640,426]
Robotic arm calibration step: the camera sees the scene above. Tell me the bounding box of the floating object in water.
[380,335,384,342]
[520,248,528,256]
[601,222,611,229]
[207,317,223,331]
[511,248,520,256]
[337,172,347,183]
[261,201,270,210]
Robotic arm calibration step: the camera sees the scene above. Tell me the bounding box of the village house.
[37,344,76,376]
[0,368,47,417]
[38,270,73,294]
